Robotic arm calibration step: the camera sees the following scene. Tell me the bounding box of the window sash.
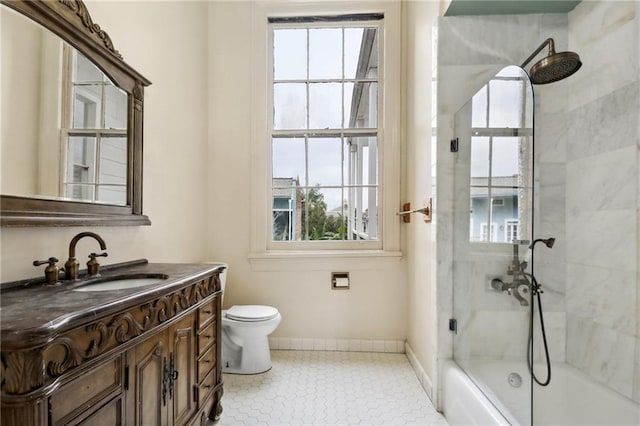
[269,18,382,245]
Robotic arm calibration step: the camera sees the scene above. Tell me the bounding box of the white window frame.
[249,1,401,259]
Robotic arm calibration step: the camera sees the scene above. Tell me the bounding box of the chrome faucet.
[64,232,107,280]
[491,244,532,306]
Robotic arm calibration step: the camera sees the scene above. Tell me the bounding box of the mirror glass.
[1,6,128,205]
[460,66,534,244]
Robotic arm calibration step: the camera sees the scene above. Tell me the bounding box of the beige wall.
[206,1,411,342]
[1,0,438,360]
[402,0,439,391]
[1,1,210,281]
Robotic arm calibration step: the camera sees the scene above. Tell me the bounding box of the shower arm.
[521,38,555,68]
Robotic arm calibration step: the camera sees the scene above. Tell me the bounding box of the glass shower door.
[451,65,535,425]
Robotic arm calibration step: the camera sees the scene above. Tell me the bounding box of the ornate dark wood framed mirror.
[1,0,151,226]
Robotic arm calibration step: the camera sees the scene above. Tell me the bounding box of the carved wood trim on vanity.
[2,275,218,397]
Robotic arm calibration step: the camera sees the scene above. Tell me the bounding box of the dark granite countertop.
[0,260,225,345]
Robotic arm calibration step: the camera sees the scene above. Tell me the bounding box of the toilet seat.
[226,305,279,322]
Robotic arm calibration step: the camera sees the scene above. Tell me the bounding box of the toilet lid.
[226,305,279,322]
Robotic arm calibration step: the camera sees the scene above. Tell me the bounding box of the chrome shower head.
[521,38,582,84]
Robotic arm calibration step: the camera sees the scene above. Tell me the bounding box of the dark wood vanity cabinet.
[0,264,224,426]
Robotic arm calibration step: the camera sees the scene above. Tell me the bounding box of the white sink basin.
[73,275,168,292]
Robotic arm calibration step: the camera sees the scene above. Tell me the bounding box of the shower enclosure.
[436,4,640,425]
[451,64,539,424]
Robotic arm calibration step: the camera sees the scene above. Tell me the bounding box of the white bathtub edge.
[405,342,434,403]
[443,360,510,426]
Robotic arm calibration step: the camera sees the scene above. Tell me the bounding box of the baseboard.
[405,342,434,402]
[269,337,406,354]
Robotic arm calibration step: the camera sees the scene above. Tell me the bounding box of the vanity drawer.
[197,344,215,383]
[198,322,216,355]
[49,355,122,425]
[198,300,216,329]
[198,369,216,406]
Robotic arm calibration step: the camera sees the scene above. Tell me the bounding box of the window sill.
[248,250,403,271]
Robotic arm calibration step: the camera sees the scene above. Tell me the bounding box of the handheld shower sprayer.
[529,237,555,250]
[526,236,556,387]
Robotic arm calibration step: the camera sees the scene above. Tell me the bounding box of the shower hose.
[524,272,551,386]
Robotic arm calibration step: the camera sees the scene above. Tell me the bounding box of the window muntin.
[63,50,128,204]
[270,17,381,242]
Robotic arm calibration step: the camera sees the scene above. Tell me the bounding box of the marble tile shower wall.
[564,0,639,403]
[436,13,570,366]
[436,1,639,404]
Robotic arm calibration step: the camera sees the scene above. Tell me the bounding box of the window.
[469,66,533,244]
[62,49,128,204]
[250,2,400,258]
[269,15,382,243]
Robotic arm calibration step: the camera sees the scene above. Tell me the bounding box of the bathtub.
[443,359,640,425]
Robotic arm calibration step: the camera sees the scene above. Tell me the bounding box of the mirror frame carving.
[1,0,151,226]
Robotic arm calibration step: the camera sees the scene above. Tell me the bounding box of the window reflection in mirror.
[1,6,127,206]
[65,50,128,204]
[468,66,533,244]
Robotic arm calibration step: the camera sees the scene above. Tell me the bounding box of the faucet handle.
[33,257,61,286]
[88,252,108,260]
[33,257,59,267]
[87,252,108,276]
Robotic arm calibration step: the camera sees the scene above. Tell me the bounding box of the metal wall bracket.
[397,198,433,223]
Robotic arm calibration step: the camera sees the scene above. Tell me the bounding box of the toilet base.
[221,334,274,374]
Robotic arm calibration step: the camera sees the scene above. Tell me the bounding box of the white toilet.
[218,264,281,374]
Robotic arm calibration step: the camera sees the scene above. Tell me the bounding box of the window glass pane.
[74,52,103,83]
[67,136,96,184]
[274,83,306,129]
[470,137,490,178]
[309,28,341,79]
[309,83,342,129]
[272,185,300,241]
[300,187,345,240]
[345,82,377,128]
[489,79,523,128]
[73,85,102,128]
[491,137,519,177]
[104,84,127,130]
[98,136,127,185]
[346,136,377,186]
[273,137,306,185]
[469,192,488,242]
[308,138,342,186]
[471,86,487,128]
[489,187,517,243]
[346,185,377,240]
[96,185,126,204]
[344,28,364,79]
[274,29,307,80]
[66,184,95,201]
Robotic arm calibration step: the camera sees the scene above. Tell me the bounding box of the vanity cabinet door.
[126,330,170,426]
[170,314,197,425]
[125,312,198,426]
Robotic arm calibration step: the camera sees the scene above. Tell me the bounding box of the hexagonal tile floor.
[218,350,449,425]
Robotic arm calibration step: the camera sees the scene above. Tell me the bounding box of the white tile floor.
[218,350,449,426]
